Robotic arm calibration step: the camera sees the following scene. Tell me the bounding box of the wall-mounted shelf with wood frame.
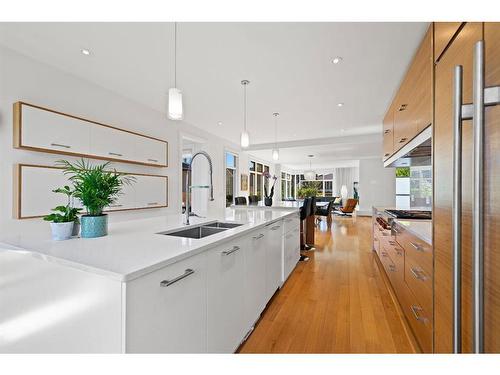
[13,164,168,219]
[13,102,168,167]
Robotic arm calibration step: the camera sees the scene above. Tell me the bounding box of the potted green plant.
[43,204,81,241]
[57,159,135,238]
[52,185,81,236]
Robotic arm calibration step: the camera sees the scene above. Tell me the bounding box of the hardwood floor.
[238,215,418,353]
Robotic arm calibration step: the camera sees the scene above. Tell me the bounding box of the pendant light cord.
[243,83,247,132]
[174,22,177,88]
[274,113,278,149]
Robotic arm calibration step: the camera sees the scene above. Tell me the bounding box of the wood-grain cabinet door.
[434,22,463,62]
[434,22,482,353]
[411,27,433,133]
[393,26,433,150]
[382,106,394,160]
[206,238,246,353]
[125,253,207,353]
[483,22,500,353]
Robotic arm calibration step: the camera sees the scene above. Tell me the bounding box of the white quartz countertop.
[0,208,297,282]
[394,219,432,245]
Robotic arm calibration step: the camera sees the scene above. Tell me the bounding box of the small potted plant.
[263,171,278,207]
[57,159,135,238]
[43,204,81,241]
[52,185,81,236]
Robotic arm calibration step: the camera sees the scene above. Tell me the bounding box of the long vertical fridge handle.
[472,40,485,354]
[452,64,463,354]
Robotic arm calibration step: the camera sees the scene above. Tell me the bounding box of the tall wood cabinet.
[434,22,500,353]
[383,25,433,160]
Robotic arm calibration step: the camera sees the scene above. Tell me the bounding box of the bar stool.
[299,197,312,261]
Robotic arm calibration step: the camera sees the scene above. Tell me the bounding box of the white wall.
[358,157,396,216]
[0,45,258,235]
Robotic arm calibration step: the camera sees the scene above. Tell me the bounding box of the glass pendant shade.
[304,170,316,181]
[272,148,280,161]
[168,87,183,120]
[240,130,250,148]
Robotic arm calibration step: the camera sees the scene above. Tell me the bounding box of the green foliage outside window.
[396,167,410,178]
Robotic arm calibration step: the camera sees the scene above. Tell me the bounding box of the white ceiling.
[0,22,428,166]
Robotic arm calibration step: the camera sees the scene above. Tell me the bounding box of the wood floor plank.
[238,216,416,354]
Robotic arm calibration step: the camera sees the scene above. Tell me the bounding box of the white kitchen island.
[0,207,300,353]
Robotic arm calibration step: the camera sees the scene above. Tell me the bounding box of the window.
[249,159,269,200]
[410,166,432,208]
[395,167,410,208]
[225,151,238,207]
[292,173,334,198]
[280,173,295,200]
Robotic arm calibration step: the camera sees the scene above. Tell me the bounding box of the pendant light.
[304,155,316,181]
[168,22,183,120]
[272,112,280,161]
[240,80,250,148]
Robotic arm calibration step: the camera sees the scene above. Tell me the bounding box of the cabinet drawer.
[379,247,395,274]
[405,255,433,314]
[399,283,433,353]
[382,244,404,296]
[395,225,432,275]
[283,214,299,234]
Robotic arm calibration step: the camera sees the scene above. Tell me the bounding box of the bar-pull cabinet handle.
[472,40,485,354]
[222,246,240,256]
[160,268,195,287]
[452,62,465,354]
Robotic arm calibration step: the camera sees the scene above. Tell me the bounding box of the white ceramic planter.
[50,222,74,241]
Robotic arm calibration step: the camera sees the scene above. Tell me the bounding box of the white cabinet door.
[243,229,268,328]
[266,221,283,300]
[125,253,207,353]
[89,125,137,162]
[135,137,168,166]
[283,227,300,281]
[283,213,300,234]
[21,105,90,154]
[134,175,168,208]
[108,180,136,211]
[206,239,246,353]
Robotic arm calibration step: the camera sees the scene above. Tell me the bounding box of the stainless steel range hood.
[384,125,432,168]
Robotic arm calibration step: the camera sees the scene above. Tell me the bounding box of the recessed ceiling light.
[81,49,91,56]
[337,102,344,107]
[217,121,223,126]
[332,56,343,64]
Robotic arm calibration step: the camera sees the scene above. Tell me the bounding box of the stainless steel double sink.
[158,221,243,239]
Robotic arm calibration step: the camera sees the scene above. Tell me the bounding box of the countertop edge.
[2,210,298,282]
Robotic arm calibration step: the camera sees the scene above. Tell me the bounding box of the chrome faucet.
[185,151,214,225]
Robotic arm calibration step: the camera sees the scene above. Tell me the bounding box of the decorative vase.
[81,214,108,238]
[264,197,273,206]
[50,222,74,241]
[72,221,80,237]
